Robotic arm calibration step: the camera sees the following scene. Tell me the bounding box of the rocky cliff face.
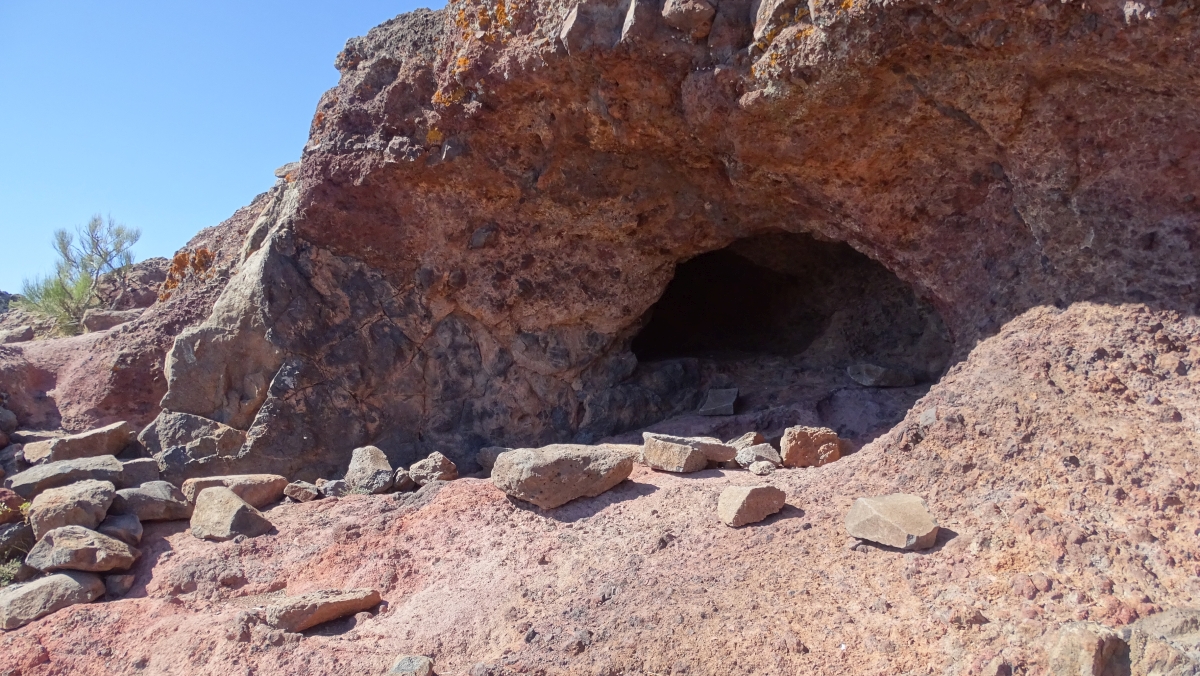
[157,0,1198,479]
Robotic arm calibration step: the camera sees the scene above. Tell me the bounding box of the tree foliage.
[18,215,141,335]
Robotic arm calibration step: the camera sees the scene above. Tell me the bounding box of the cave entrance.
[627,232,953,445]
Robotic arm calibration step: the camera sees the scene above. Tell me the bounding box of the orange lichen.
[158,248,215,301]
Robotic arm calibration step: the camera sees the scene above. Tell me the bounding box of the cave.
[624,232,955,446]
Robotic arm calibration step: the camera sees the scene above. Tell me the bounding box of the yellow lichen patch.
[426,128,445,145]
[456,8,470,29]
[432,85,468,106]
[496,0,510,27]
[455,56,472,74]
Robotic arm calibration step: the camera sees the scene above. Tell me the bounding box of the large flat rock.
[25,525,140,573]
[111,481,193,521]
[4,455,124,500]
[0,571,104,630]
[28,480,116,540]
[845,494,939,550]
[264,588,382,632]
[22,421,136,465]
[190,487,273,541]
[717,485,786,527]
[180,474,287,508]
[492,445,633,509]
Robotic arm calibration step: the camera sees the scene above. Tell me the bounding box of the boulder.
[97,513,142,546]
[4,455,124,500]
[28,480,116,540]
[117,458,161,488]
[181,474,288,508]
[748,461,775,476]
[21,421,136,465]
[190,487,273,541]
[317,479,348,498]
[780,426,843,468]
[492,445,633,509]
[476,446,510,471]
[111,481,193,521]
[343,446,394,494]
[660,0,716,40]
[264,588,382,632]
[392,469,416,493]
[1048,622,1129,676]
[80,308,144,332]
[846,363,916,388]
[25,525,140,572]
[735,443,782,468]
[0,487,23,525]
[717,485,787,527]
[697,387,738,416]
[283,480,320,502]
[641,436,708,473]
[726,432,765,451]
[389,655,435,676]
[644,432,736,463]
[845,494,940,550]
[137,410,246,484]
[409,452,458,486]
[0,521,34,559]
[0,325,34,344]
[0,571,104,630]
[104,573,136,598]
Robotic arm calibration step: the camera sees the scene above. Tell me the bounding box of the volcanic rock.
[117,458,161,488]
[111,481,193,521]
[845,494,940,550]
[1048,622,1129,676]
[717,485,786,527]
[25,525,140,572]
[727,432,765,451]
[0,487,23,525]
[264,588,382,632]
[697,387,737,416]
[283,480,319,502]
[21,421,136,465]
[139,411,248,484]
[491,445,634,509]
[780,426,843,468]
[0,521,33,559]
[661,0,716,40]
[735,443,782,468]
[343,446,394,494]
[409,452,457,486]
[476,446,510,471]
[28,480,116,540]
[641,436,708,473]
[4,455,124,500]
[846,363,917,388]
[644,432,737,463]
[97,513,142,546]
[190,487,272,541]
[392,469,416,492]
[316,479,348,498]
[104,574,136,598]
[0,571,104,630]
[0,407,16,434]
[180,474,288,508]
[0,325,34,344]
[81,309,144,333]
[748,461,775,476]
[389,655,435,676]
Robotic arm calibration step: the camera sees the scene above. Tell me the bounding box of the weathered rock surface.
[28,480,116,540]
[0,325,34,344]
[409,452,457,486]
[25,525,140,572]
[735,443,782,468]
[283,480,319,502]
[117,458,161,488]
[641,436,708,473]
[0,521,33,559]
[343,446,394,494]
[180,474,287,508]
[316,479,348,498]
[190,487,272,541]
[0,407,17,434]
[0,571,103,630]
[644,432,736,463]
[1048,622,1129,676]
[780,426,842,468]
[264,588,382,632]
[492,445,634,509]
[748,460,774,476]
[717,485,786,527]
[845,494,939,550]
[111,481,193,521]
[697,388,737,416]
[4,455,123,499]
[727,432,765,451]
[96,513,142,546]
[846,364,917,388]
[81,309,145,333]
[104,573,136,599]
[476,446,510,471]
[139,410,248,484]
[21,421,135,465]
[389,655,434,676]
[392,469,416,492]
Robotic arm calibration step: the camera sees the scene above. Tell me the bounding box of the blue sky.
[0,1,437,293]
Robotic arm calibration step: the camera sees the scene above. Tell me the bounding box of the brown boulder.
[80,309,144,333]
[283,480,320,502]
[409,452,457,486]
[25,525,140,573]
[28,480,116,540]
[492,445,633,509]
[180,474,288,508]
[96,513,142,547]
[717,485,786,527]
[641,436,708,473]
[4,455,124,500]
[845,494,940,550]
[780,426,843,468]
[21,421,136,465]
[190,487,273,541]
[111,481,192,521]
[264,588,382,632]
[1047,622,1129,676]
[0,571,104,630]
[343,446,394,494]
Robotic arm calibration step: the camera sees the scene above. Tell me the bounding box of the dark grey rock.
[111,481,192,521]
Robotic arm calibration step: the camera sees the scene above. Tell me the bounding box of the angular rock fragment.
[642,436,708,473]
[190,487,273,541]
[718,485,786,527]
[181,474,288,507]
[735,443,782,468]
[81,308,144,332]
[111,481,193,521]
[0,521,34,559]
[780,425,842,468]
[389,655,435,676]
[0,571,104,630]
[726,431,765,451]
[21,421,136,465]
[409,452,458,486]
[283,480,320,502]
[117,458,161,488]
[97,513,142,546]
[264,588,382,632]
[392,469,415,493]
[5,455,124,500]
[698,387,738,416]
[317,479,348,498]
[28,480,116,540]
[104,573,136,598]
[476,446,510,471]
[847,363,916,388]
[845,494,939,550]
[644,432,736,463]
[1048,622,1129,676]
[343,446,394,494]
[0,487,23,525]
[138,410,246,483]
[748,461,775,476]
[25,525,140,572]
[492,445,633,509]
